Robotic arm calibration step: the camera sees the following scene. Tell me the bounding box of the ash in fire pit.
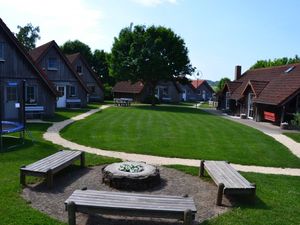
[102,161,160,190]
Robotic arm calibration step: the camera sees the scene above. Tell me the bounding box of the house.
[218,65,300,125]
[0,18,58,119]
[29,41,90,108]
[191,80,215,101]
[112,80,182,103]
[66,53,104,102]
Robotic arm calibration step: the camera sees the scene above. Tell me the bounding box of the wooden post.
[216,183,225,206]
[199,160,205,177]
[67,201,76,225]
[80,152,85,168]
[183,209,193,225]
[46,169,53,188]
[20,166,26,186]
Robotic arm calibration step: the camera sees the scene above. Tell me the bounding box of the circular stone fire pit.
[102,162,160,190]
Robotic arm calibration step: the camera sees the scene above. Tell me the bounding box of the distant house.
[112,80,182,103]
[29,41,90,108]
[66,53,104,102]
[219,65,300,124]
[191,80,215,101]
[0,18,58,119]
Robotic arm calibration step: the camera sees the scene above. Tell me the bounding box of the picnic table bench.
[20,150,85,188]
[25,105,45,119]
[114,98,133,107]
[65,190,197,225]
[199,160,256,205]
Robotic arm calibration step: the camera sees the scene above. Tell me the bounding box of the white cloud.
[0,0,106,50]
[131,0,177,7]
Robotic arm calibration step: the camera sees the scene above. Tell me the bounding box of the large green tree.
[216,77,231,93]
[251,55,300,69]
[93,50,115,86]
[110,25,194,105]
[60,40,93,64]
[16,23,40,51]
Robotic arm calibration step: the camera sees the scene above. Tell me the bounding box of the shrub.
[291,112,300,129]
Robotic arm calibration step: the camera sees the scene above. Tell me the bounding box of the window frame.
[69,85,77,97]
[25,85,37,105]
[0,42,4,61]
[47,57,59,70]
[76,65,83,75]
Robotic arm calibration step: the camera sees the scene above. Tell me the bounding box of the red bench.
[264,111,276,122]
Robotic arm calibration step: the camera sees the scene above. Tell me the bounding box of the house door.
[4,85,19,120]
[57,86,66,108]
[247,93,255,119]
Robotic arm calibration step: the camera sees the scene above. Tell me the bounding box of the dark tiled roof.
[0,18,58,96]
[228,63,300,105]
[66,53,103,90]
[30,41,90,93]
[112,81,145,93]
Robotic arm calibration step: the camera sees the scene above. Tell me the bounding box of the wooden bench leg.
[46,169,53,188]
[184,209,193,225]
[199,160,205,177]
[20,167,26,186]
[67,201,76,225]
[80,152,85,168]
[216,183,225,206]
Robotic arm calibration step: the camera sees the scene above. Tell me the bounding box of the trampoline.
[1,121,25,135]
[0,80,26,150]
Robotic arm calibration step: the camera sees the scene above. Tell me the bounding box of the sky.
[1,0,300,81]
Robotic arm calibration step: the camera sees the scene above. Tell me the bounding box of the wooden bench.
[66,99,81,108]
[199,160,256,205]
[25,105,45,119]
[65,190,197,225]
[20,150,85,188]
[114,98,132,107]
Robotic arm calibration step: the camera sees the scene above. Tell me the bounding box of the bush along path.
[43,105,300,176]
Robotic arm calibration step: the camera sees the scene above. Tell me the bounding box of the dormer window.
[0,42,4,61]
[48,57,59,70]
[76,65,83,75]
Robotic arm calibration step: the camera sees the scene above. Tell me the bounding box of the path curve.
[43,105,300,177]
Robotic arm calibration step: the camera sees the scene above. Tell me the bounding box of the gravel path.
[22,165,231,225]
[43,105,300,176]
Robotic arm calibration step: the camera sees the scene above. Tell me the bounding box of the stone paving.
[43,105,300,177]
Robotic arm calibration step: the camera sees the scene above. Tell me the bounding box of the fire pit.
[102,161,160,190]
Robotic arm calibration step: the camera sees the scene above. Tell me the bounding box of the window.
[162,87,169,97]
[0,42,4,60]
[76,65,82,74]
[69,86,77,97]
[48,57,59,70]
[26,86,37,104]
[6,86,17,101]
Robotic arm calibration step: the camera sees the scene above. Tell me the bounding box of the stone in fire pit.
[102,161,160,190]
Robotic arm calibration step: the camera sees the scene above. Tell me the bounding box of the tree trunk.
[149,81,157,106]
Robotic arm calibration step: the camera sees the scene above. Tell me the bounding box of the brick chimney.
[235,65,242,80]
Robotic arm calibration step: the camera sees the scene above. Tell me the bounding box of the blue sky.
[1,0,300,81]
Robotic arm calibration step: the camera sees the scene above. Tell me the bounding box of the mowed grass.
[61,105,300,168]
[0,123,119,225]
[168,165,300,225]
[283,132,300,143]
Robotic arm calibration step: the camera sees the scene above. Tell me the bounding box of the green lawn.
[61,105,300,168]
[283,132,300,143]
[168,165,300,225]
[0,123,119,225]
[44,104,99,122]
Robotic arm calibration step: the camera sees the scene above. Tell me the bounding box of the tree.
[60,40,93,64]
[251,55,300,69]
[110,25,194,105]
[216,77,231,93]
[16,23,40,51]
[93,50,115,86]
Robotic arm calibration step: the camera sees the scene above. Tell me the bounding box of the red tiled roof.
[66,53,103,90]
[0,18,58,96]
[30,41,90,93]
[191,80,205,89]
[112,81,145,93]
[228,63,300,106]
